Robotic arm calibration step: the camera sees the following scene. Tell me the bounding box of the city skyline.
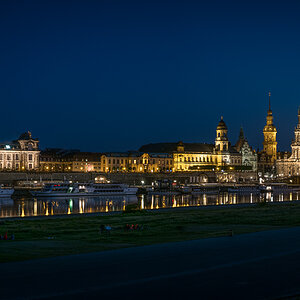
[0,96,298,153]
[1,1,300,151]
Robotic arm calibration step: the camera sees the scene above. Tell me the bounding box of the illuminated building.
[258,93,277,174]
[276,108,300,177]
[40,149,102,172]
[0,131,40,171]
[40,149,73,172]
[71,152,102,172]
[139,117,256,177]
[101,152,173,173]
[235,127,257,172]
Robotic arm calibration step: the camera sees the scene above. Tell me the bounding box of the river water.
[0,191,299,218]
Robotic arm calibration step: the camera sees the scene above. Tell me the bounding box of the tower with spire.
[262,92,277,162]
[276,107,300,177]
[235,127,245,152]
[290,107,300,160]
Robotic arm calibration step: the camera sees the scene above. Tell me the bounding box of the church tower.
[215,116,229,151]
[262,92,277,162]
[290,107,300,160]
[235,127,245,152]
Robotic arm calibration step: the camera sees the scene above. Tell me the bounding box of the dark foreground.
[1,227,300,300]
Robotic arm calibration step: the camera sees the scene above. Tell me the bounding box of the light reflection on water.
[0,191,299,218]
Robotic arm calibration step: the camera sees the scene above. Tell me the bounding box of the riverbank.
[0,202,300,263]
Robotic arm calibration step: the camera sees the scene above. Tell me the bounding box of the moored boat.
[30,182,138,197]
[228,185,261,193]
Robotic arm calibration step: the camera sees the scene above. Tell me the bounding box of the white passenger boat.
[30,182,138,197]
[228,185,273,193]
[0,187,14,197]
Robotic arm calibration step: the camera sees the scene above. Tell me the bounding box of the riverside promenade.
[1,227,300,300]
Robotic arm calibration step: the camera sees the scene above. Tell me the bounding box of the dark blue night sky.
[1,1,300,152]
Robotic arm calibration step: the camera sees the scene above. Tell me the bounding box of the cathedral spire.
[235,127,246,152]
[239,127,245,140]
[268,92,271,111]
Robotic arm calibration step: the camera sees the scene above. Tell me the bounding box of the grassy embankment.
[0,202,300,263]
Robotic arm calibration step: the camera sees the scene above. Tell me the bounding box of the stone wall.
[0,171,257,185]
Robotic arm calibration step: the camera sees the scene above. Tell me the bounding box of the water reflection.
[0,195,137,218]
[139,191,299,209]
[0,191,299,218]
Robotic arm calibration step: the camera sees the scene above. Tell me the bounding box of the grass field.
[0,202,300,263]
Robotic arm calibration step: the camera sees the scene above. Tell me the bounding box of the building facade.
[71,152,102,172]
[100,152,173,173]
[277,108,300,177]
[40,149,102,173]
[235,128,257,173]
[40,149,73,172]
[0,131,40,171]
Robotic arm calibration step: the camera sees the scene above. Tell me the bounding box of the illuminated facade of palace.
[0,131,40,171]
[276,108,300,177]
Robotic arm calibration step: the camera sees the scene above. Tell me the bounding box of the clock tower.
[262,92,277,162]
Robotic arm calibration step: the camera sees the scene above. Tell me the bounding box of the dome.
[217,117,227,130]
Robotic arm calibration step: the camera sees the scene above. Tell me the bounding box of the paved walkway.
[1,227,300,299]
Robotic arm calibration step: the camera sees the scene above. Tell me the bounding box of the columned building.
[277,108,300,177]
